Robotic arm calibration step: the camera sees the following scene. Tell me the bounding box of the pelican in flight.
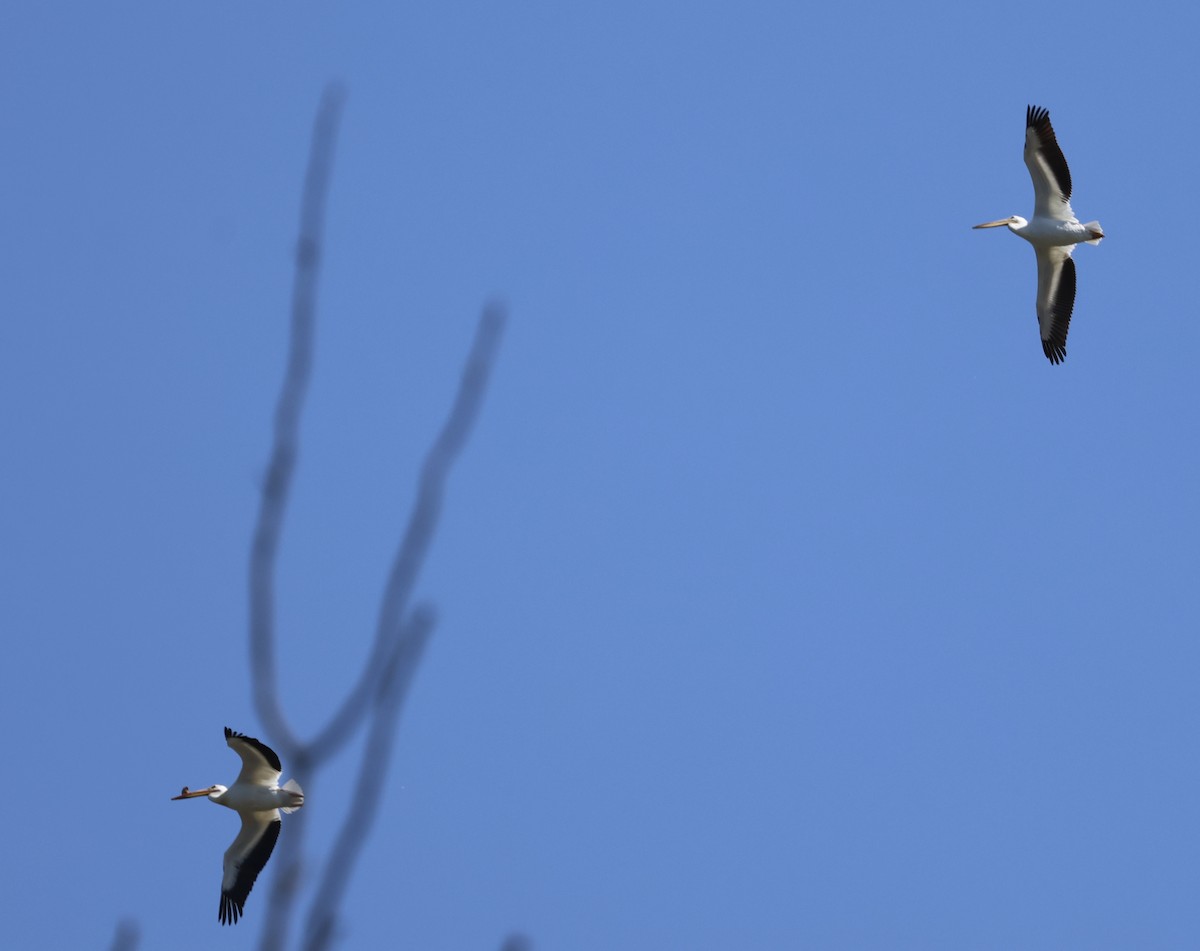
[974,106,1103,364]
[172,727,305,925]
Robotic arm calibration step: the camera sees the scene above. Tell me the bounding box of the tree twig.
[303,605,437,951]
[248,83,507,949]
[308,301,506,762]
[249,83,346,760]
[107,920,139,951]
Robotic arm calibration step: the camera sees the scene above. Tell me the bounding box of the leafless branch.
[256,299,505,947]
[243,84,508,949]
[303,605,436,951]
[108,920,139,951]
[249,82,346,759]
[308,301,506,762]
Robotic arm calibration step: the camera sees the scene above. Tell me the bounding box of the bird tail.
[280,777,305,814]
[1083,220,1104,245]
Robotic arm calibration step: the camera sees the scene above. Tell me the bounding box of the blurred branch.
[107,920,139,951]
[258,301,505,948]
[245,84,507,950]
[292,300,504,946]
[249,83,346,759]
[308,301,506,762]
[303,605,437,951]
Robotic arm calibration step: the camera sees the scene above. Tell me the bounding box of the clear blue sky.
[3,2,1198,949]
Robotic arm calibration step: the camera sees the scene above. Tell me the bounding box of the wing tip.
[218,819,282,925]
[1038,253,1075,365]
[224,727,284,773]
[1042,341,1067,365]
[1027,104,1050,129]
[219,892,243,926]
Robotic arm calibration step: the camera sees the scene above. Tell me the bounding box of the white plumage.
[974,106,1104,364]
[172,727,305,924]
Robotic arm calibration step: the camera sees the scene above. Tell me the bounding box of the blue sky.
[3,2,1199,948]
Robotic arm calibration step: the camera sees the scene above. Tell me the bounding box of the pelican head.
[171,784,227,801]
[973,215,1027,231]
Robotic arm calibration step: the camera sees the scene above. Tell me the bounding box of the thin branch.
[107,920,139,951]
[248,83,346,758]
[303,606,437,951]
[246,84,506,949]
[307,301,506,761]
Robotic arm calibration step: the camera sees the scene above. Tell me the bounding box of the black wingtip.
[1042,341,1066,365]
[1027,104,1050,128]
[219,892,243,926]
[224,727,283,772]
[218,819,282,926]
[1041,255,1076,366]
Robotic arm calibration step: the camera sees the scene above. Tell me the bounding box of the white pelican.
[974,106,1104,364]
[172,727,305,925]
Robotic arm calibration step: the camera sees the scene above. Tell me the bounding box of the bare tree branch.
[303,605,437,951]
[257,301,505,948]
[308,301,506,762]
[107,920,139,951]
[249,83,346,759]
[242,85,508,949]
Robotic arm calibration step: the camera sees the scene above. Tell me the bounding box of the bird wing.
[219,812,282,925]
[1035,247,1076,365]
[225,726,283,788]
[1024,106,1074,222]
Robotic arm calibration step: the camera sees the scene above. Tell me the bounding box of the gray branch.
[307,301,506,763]
[303,605,437,951]
[249,83,346,759]
[107,920,139,951]
[116,82,513,951]
[244,84,508,950]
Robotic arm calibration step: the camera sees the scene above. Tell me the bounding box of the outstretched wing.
[219,812,282,925]
[224,726,283,788]
[1035,247,1076,365]
[1025,105,1074,222]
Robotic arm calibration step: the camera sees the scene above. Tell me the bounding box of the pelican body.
[173,727,305,925]
[974,106,1103,364]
